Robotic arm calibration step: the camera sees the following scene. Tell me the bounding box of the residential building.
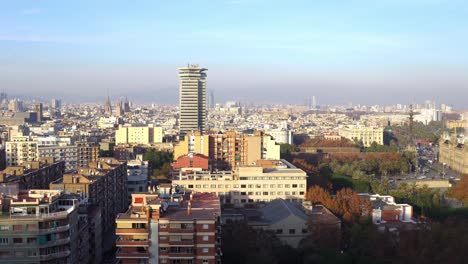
[174,131,209,160]
[38,144,78,172]
[5,136,39,166]
[0,189,84,263]
[338,125,384,147]
[439,136,468,174]
[115,124,163,145]
[0,159,65,190]
[172,159,307,207]
[127,154,149,196]
[265,129,293,144]
[76,141,99,168]
[179,64,207,135]
[115,191,221,264]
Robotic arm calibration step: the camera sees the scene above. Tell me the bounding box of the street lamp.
[442,162,446,179]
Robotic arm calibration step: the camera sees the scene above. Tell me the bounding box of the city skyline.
[1,1,467,106]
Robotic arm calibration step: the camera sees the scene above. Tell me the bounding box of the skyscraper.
[178,64,207,135]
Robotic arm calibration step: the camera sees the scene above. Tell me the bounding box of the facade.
[76,141,99,168]
[439,136,468,174]
[172,159,307,207]
[115,124,163,145]
[0,159,65,190]
[338,125,384,147]
[0,189,83,264]
[5,136,39,166]
[127,154,149,196]
[174,131,209,160]
[175,131,280,171]
[265,129,293,145]
[38,144,78,172]
[115,191,221,264]
[179,64,207,135]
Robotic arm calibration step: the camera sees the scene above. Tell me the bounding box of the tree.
[448,175,468,206]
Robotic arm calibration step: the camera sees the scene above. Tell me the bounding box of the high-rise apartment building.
[178,64,207,135]
[115,191,221,264]
[0,189,84,264]
[5,136,39,166]
[76,141,99,168]
[0,159,64,190]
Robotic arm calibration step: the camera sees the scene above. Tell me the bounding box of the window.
[248,192,254,195]
[285,184,291,188]
[203,260,209,264]
[302,229,308,233]
[256,184,261,188]
[188,185,194,188]
[277,191,283,195]
[278,184,283,188]
[160,259,167,263]
[0,238,8,245]
[240,192,246,195]
[13,238,22,244]
[270,192,276,196]
[203,224,209,229]
[276,229,283,234]
[285,191,290,195]
[202,248,209,253]
[160,224,167,228]
[210,184,216,188]
[263,192,268,195]
[13,225,23,231]
[263,184,268,188]
[160,247,167,252]
[160,236,167,240]
[270,184,276,188]
[292,184,298,188]
[0,226,9,231]
[203,235,209,241]
[218,184,224,188]
[241,185,246,188]
[289,229,296,234]
[241,199,246,203]
[299,191,304,195]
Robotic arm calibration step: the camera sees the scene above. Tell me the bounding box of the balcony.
[39,237,70,248]
[116,238,150,247]
[116,228,148,235]
[38,224,70,234]
[39,250,71,261]
[116,248,150,259]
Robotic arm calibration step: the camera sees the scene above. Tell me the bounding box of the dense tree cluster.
[142,149,173,180]
[300,138,357,148]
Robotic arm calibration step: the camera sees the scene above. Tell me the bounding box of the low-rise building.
[172,159,307,207]
[359,194,414,230]
[115,124,163,145]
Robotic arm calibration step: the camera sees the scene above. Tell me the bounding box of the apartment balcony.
[39,250,71,261]
[116,238,150,247]
[39,237,71,248]
[116,248,150,259]
[116,228,149,235]
[38,224,70,234]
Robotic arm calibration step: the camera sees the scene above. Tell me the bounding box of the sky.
[0,0,467,107]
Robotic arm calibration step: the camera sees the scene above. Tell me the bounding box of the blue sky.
[0,0,467,106]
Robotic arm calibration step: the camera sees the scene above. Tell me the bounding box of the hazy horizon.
[1,1,467,107]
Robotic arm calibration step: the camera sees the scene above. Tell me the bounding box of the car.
[417,176,427,180]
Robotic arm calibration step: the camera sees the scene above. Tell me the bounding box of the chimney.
[187,201,192,216]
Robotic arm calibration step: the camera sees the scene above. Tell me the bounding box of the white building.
[338,125,383,147]
[5,136,39,166]
[126,154,149,196]
[359,194,413,225]
[115,124,163,145]
[172,159,307,207]
[265,129,293,144]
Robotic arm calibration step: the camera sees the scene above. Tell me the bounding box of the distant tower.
[409,104,414,146]
[116,100,124,116]
[51,99,61,110]
[105,94,112,115]
[124,97,130,112]
[209,91,215,109]
[34,103,43,122]
[312,96,317,110]
[178,64,207,135]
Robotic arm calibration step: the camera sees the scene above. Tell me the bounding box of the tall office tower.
[312,95,317,110]
[123,96,130,112]
[51,98,61,109]
[209,90,215,108]
[178,64,207,135]
[34,103,43,122]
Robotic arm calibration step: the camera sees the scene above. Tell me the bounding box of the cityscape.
[1,1,468,264]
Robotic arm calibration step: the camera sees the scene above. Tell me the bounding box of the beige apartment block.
[115,124,163,145]
[338,125,384,147]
